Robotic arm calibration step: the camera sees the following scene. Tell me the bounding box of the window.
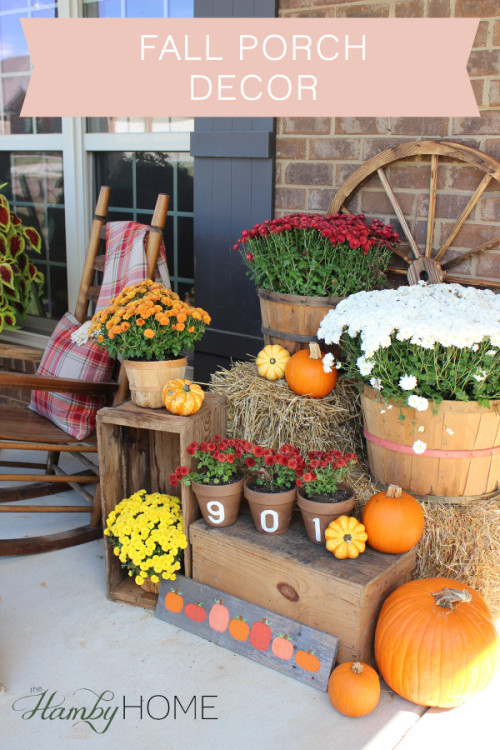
[0,0,194,345]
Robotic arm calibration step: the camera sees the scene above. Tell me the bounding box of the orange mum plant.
[90,280,211,361]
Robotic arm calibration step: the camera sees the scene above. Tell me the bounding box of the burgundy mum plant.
[234,212,400,297]
[296,449,358,498]
[244,443,306,492]
[170,434,252,486]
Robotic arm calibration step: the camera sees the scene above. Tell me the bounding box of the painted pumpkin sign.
[209,599,229,633]
[155,575,339,692]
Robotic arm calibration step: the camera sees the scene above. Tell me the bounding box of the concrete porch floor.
[1,450,499,750]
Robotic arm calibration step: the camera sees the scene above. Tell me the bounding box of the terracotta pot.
[244,479,297,535]
[297,483,355,545]
[123,357,187,408]
[141,578,161,595]
[192,478,243,527]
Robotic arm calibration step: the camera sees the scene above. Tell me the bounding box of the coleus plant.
[0,186,44,331]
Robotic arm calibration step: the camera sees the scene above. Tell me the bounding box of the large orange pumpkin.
[375,577,500,708]
[162,379,205,416]
[328,661,380,717]
[362,484,424,554]
[285,343,337,398]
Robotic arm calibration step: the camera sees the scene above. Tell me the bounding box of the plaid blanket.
[96,221,171,311]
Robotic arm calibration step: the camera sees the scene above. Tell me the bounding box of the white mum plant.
[318,283,500,406]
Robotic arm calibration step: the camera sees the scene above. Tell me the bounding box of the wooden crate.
[96,394,226,610]
[0,343,43,406]
[190,515,416,665]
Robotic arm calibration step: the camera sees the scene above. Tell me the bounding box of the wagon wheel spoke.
[435,174,492,263]
[442,236,500,271]
[377,168,421,260]
[425,154,439,257]
[386,266,407,276]
[443,273,500,289]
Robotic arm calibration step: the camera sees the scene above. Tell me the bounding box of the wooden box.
[96,394,226,610]
[190,515,416,665]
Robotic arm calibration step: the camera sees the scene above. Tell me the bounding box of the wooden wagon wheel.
[327,140,500,288]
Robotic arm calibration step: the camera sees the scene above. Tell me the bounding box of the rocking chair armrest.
[0,370,118,395]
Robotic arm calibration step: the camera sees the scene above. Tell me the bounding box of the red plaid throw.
[29,313,115,440]
[30,220,170,439]
[96,221,170,311]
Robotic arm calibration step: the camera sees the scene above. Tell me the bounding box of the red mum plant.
[0,186,44,332]
[234,212,399,298]
[170,434,253,487]
[244,443,306,493]
[297,449,358,499]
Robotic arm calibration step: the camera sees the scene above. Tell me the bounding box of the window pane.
[125,0,163,16]
[0,3,61,135]
[0,151,66,329]
[95,151,194,295]
[95,151,134,209]
[81,0,122,18]
[170,0,194,18]
[84,0,193,134]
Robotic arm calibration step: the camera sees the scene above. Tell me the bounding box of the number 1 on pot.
[207,501,225,525]
[312,517,321,543]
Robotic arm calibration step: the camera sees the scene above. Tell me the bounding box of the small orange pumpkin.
[162,379,205,416]
[328,661,380,717]
[375,578,500,708]
[362,484,424,554]
[285,343,337,398]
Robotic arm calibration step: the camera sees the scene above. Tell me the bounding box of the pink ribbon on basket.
[363,428,500,459]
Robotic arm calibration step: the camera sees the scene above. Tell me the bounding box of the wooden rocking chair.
[0,186,170,556]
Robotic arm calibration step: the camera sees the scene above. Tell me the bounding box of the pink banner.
[21,18,479,117]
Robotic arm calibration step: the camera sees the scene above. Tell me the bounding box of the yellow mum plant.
[104,490,187,586]
[90,280,211,361]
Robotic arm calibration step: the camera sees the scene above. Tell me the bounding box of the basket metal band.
[261,325,318,344]
[363,427,500,459]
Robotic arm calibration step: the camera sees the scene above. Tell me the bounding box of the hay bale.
[414,498,500,617]
[208,361,500,617]
[209,361,365,456]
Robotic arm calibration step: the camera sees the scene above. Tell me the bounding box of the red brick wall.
[276,0,500,284]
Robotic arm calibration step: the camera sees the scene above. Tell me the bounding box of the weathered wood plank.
[155,574,339,691]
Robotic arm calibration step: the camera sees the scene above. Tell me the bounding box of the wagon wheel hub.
[407,257,444,285]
